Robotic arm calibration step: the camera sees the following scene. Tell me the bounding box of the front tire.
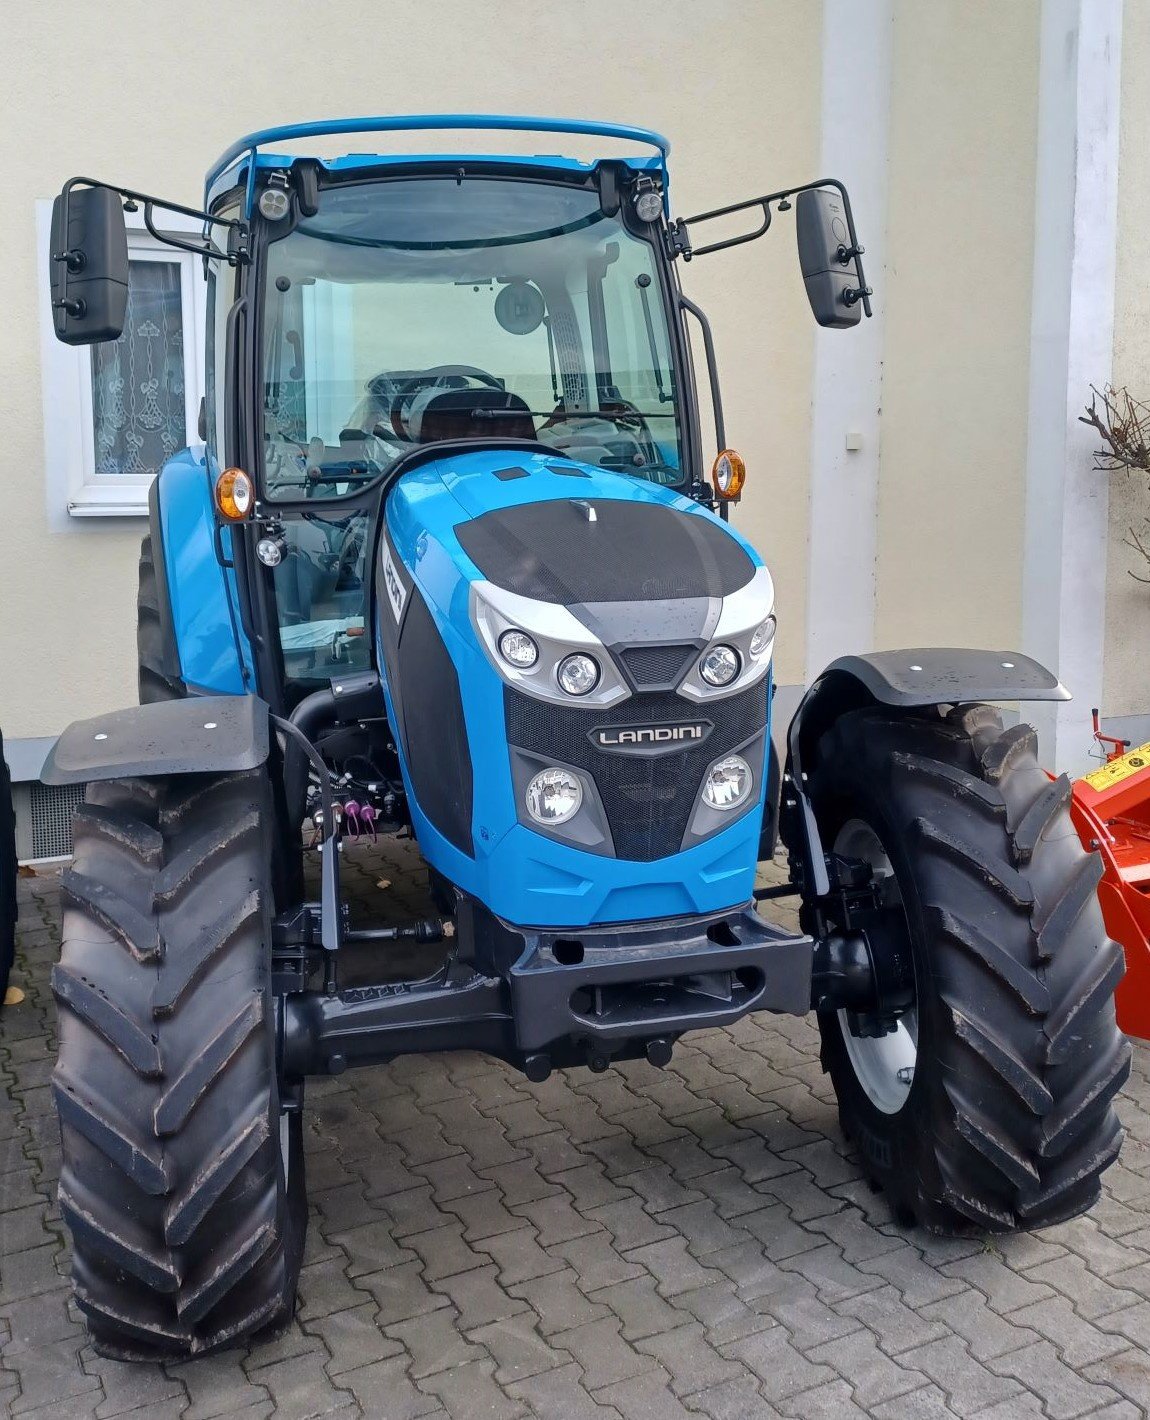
[137,535,184,704]
[52,768,304,1359]
[806,702,1129,1232]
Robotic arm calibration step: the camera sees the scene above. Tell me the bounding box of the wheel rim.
[834,818,918,1116]
[279,1111,292,1187]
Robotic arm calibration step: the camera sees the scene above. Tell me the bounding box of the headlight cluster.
[497,628,601,698]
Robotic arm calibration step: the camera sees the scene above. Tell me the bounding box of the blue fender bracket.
[41,696,270,786]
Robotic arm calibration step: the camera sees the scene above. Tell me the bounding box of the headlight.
[750,616,777,659]
[699,644,740,688]
[557,653,600,696]
[525,767,583,825]
[498,628,539,668]
[702,755,753,811]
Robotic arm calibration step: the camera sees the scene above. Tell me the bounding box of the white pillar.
[804,0,893,681]
[1022,0,1123,772]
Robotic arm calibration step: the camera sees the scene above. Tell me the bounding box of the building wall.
[875,0,1041,653]
[0,0,820,743]
[5,1,1142,770]
[1105,0,1150,719]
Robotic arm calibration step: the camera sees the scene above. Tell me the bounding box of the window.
[258,177,685,502]
[37,204,205,519]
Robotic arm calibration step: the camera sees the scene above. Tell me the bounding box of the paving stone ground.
[5,840,1150,1418]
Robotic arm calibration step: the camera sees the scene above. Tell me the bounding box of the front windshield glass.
[261,175,683,501]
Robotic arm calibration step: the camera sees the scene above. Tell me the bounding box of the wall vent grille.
[27,782,86,861]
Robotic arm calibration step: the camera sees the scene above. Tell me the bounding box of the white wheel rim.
[834,818,917,1116]
[280,1111,292,1186]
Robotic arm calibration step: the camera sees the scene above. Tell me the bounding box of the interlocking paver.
[633,1320,743,1396]
[806,1326,928,1408]
[987,1337,1123,1419]
[509,1360,624,1419]
[8,850,1150,1420]
[896,1334,1024,1417]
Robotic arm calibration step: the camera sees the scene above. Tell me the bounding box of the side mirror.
[49,184,129,345]
[795,188,866,329]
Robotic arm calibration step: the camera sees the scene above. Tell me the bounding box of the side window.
[37,203,206,517]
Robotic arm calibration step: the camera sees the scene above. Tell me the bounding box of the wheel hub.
[831,818,919,1116]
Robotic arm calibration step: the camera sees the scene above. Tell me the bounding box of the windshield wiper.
[636,274,672,404]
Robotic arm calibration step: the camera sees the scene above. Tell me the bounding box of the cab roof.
[205,114,671,215]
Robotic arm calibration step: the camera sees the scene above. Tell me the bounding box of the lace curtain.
[91,260,185,476]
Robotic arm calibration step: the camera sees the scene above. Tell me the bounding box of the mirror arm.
[674,176,873,319]
[52,176,250,269]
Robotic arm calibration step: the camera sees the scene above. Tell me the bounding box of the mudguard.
[41,696,269,785]
[783,648,1067,896]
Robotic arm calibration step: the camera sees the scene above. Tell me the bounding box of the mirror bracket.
[54,176,250,269]
[672,176,872,320]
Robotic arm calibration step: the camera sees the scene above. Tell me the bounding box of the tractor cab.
[49,116,871,711]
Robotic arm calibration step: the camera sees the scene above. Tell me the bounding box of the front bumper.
[510,907,812,1055]
[280,904,814,1077]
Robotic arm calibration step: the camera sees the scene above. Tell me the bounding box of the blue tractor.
[45,116,1127,1359]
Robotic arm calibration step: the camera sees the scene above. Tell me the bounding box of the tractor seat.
[408,387,536,444]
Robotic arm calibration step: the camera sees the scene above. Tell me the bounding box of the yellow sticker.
[1083,740,1150,792]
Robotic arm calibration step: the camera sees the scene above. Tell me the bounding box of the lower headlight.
[702,755,753,811]
[525,767,583,825]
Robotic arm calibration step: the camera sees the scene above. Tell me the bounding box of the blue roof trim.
[204,113,671,215]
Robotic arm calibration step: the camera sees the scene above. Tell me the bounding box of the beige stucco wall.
[0,0,820,742]
[1105,0,1150,716]
[874,0,1040,652]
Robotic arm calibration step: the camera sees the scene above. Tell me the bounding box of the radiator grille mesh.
[618,644,697,690]
[505,682,767,861]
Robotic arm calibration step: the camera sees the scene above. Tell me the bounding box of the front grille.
[617,643,697,690]
[505,682,768,861]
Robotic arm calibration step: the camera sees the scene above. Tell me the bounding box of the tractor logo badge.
[382,544,406,624]
[591,721,713,757]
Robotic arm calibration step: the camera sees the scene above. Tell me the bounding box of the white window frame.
[36,202,207,519]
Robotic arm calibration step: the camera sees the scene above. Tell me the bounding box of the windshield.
[260,176,683,501]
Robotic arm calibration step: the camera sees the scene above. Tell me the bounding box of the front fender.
[782,648,1068,897]
[41,696,269,785]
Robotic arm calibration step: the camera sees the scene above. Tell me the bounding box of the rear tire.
[52,768,304,1359]
[138,535,184,704]
[806,702,1129,1232]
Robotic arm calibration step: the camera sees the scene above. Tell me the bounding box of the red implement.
[1070,724,1150,1040]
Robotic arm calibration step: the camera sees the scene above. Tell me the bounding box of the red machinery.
[1071,710,1150,1039]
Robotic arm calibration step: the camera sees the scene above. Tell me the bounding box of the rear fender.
[41,696,269,785]
[782,649,1069,896]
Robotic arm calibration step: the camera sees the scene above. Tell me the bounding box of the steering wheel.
[389,365,505,441]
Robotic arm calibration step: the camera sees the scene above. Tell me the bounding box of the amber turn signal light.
[215,467,254,521]
[711,449,746,500]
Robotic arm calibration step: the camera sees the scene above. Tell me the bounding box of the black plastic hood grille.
[505,682,768,861]
[457,498,755,604]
